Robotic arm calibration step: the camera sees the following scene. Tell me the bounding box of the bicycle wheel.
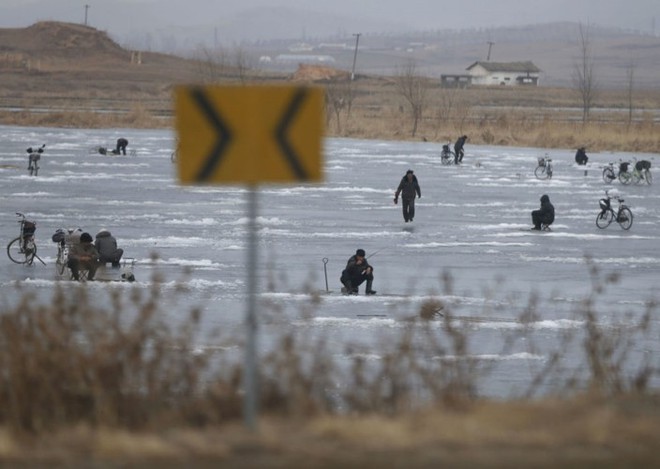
[441,151,455,165]
[632,171,642,185]
[56,248,67,275]
[24,238,36,265]
[617,207,633,230]
[644,170,652,185]
[534,165,548,180]
[602,167,615,184]
[619,171,632,185]
[7,237,26,264]
[595,210,614,229]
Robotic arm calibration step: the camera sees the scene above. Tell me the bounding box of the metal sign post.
[244,185,258,430]
[175,84,324,431]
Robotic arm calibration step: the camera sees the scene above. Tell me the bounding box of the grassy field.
[2,78,659,154]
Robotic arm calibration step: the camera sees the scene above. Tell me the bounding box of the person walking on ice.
[394,169,421,223]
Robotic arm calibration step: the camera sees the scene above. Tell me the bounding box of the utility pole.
[351,33,361,81]
[84,4,90,26]
[486,41,494,61]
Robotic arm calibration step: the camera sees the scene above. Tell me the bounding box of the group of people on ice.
[52,228,128,281]
[340,134,561,295]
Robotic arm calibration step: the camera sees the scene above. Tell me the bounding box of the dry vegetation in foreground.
[0,265,658,466]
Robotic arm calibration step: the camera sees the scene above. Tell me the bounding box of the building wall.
[469,65,539,86]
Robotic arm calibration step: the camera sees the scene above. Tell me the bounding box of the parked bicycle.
[534,155,553,180]
[440,144,456,165]
[632,159,652,185]
[7,212,45,265]
[602,160,630,184]
[51,228,70,276]
[596,189,633,230]
[27,144,45,176]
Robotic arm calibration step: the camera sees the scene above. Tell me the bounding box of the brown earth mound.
[0,21,128,60]
[291,63,350,82]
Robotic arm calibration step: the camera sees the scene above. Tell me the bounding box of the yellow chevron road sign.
[175,85,324,184]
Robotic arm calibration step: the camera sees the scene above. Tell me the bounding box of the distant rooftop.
[467,61,541,73]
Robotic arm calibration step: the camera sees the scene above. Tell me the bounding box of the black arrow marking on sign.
[190,87,233,182]
[275,88,308,180]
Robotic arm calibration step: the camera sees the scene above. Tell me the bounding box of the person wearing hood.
[95,229,124,267]
[531,194,555,230]
[575,147,588,165]
[394,169,422,223]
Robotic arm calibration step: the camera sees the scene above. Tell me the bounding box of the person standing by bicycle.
[67,232,99,281]
[116,138,129,156]
[394,169,421,223]
[454,135,468,164]
[531,194,555,230]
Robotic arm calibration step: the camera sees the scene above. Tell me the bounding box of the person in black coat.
[575,147,588,165]
[394,169,422,223]
[454,135,468,164]
[531,194,555,230]
[116,138,129,156]
[340,249,376,295]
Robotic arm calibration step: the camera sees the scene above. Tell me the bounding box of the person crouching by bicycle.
[394,169,421,223]
[340,249,376,295]
[95,229,124,267]
[531,194,555,231]
[454,135,468,164]
[575,147,588,165]
[67,232,99,281]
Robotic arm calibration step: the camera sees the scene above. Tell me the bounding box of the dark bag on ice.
[635,160,651,171]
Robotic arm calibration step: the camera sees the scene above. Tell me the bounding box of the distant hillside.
[0,22,212,109]
[0,21,128,61]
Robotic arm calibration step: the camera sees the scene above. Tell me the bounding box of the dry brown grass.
[0,265,658,466]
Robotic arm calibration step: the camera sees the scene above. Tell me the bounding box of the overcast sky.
[1,0,658,43]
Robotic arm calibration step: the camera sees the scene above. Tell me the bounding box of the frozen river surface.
[1,125,659,398]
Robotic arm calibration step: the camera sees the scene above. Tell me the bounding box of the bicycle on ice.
[6,212,46,265]
[440,144,456,165]
[535,154,553,180]
[596,189,633,230]
[26,144,45,176]
[603,158,652,185]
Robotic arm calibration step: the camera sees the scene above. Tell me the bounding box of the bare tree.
[232,47,253,84]
[325,79,355,135]
[394,59,429,137]
[625,61,635,128]
[573,23,598,123]
[195,46,228,83]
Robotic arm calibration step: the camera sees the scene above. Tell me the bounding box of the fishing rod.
[366,246,389,259]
